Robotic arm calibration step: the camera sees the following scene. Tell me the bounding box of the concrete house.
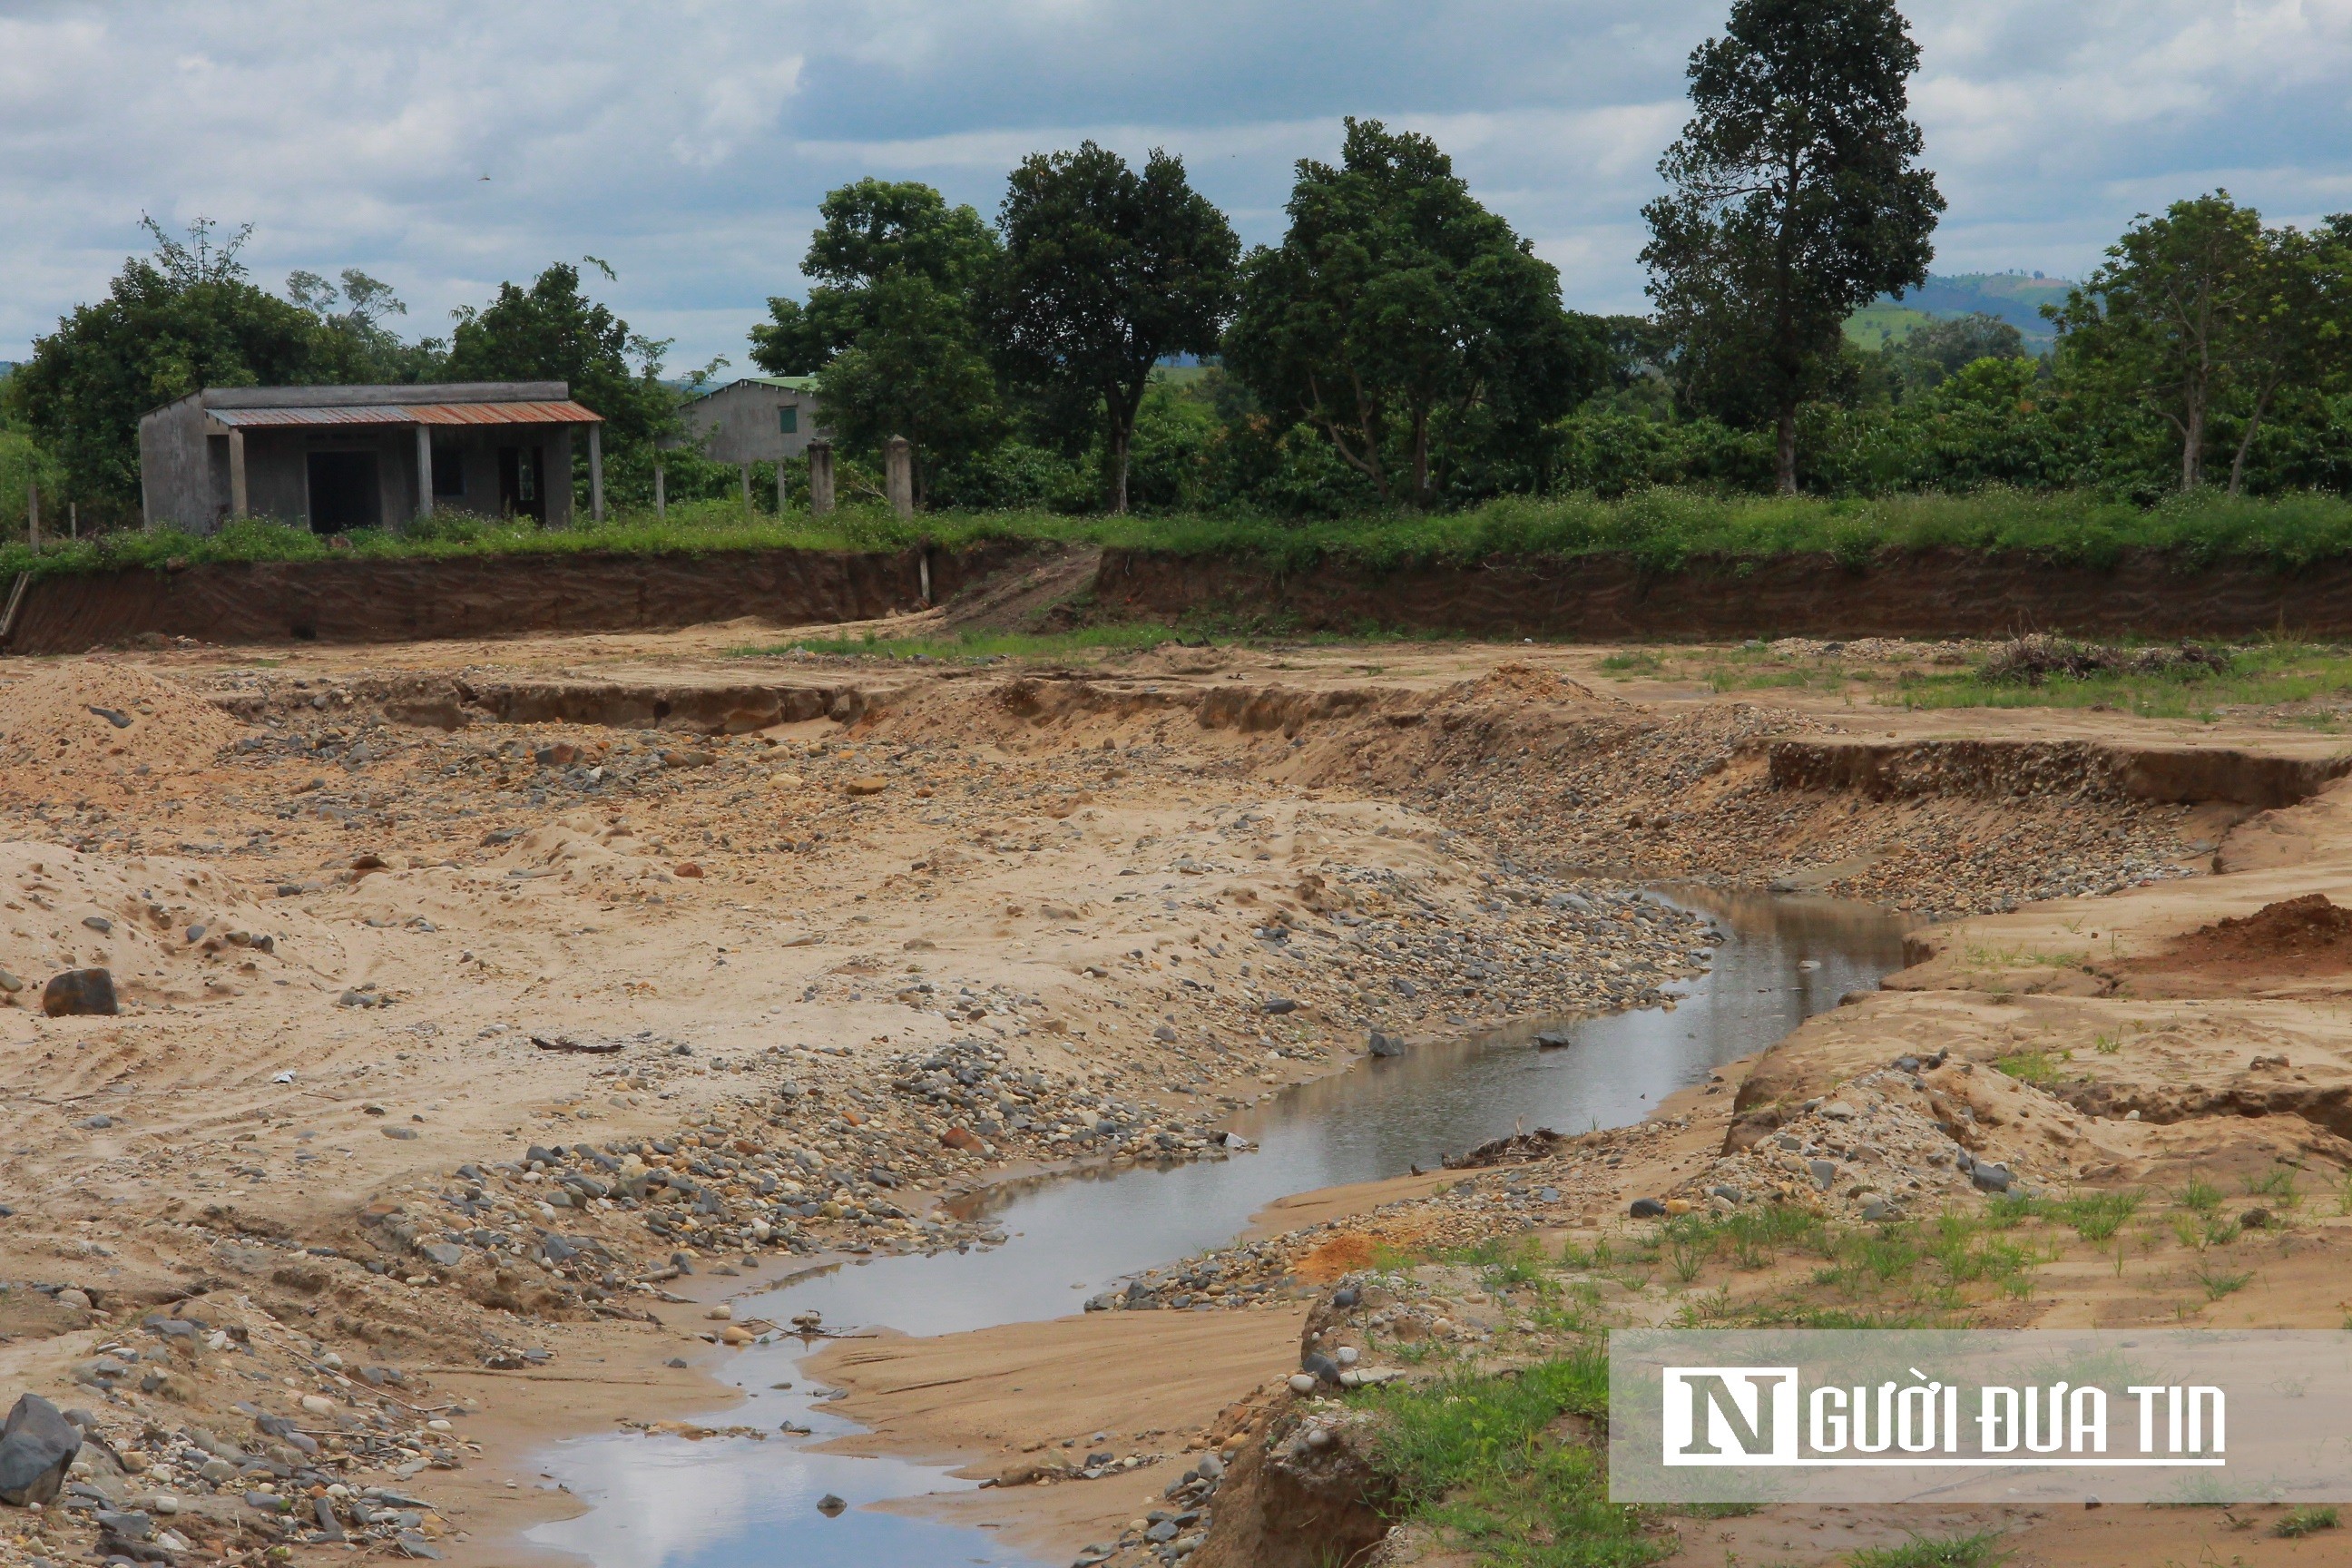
[671,375,825,466]
[139,382,607,534]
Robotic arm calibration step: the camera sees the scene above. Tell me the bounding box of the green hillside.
[1847,271,2073,350]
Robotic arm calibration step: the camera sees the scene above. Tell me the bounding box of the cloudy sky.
[3,0,2348,372]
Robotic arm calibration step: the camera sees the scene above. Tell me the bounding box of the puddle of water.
[528,888,1909,1568]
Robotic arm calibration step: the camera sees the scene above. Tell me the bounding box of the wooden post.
[919,548,932,605]
[654,461,666,521]
[68,504,76,541]
[228,428,249,519]
[885,436,913,520]
[778,463,789,516]
[807,440,836,515]
[587,423,604,523]
[416,425,434,521]
[25,483,37,550]
[740,462,753,519]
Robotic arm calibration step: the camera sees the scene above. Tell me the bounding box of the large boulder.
[0,1393,82,1505]
[42,968,118,1018]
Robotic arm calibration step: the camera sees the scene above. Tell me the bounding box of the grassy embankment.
[14,487,2352,583]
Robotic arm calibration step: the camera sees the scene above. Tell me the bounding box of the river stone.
[1628,1198,1667,1219]
[816,1493,847,1517]
[0,1394,81,1504]
[1301,1352,1341,1385]
[42,968,118,1018]
[417,1243,465,1269]
[1971,1161,2012,1193]
[1367,1031,1406,1058]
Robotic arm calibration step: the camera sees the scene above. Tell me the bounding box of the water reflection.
[527,889,1910,1568]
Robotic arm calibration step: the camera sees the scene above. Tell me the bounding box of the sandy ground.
[2,601,2347,1568]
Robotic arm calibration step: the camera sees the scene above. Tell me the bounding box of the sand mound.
[0,842,304,1005]
[2166,895,2352,966]
[0,660,242,776]
[1459,661,1600,704]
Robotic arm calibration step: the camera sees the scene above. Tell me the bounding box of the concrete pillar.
[416,425,434,521]
[24,483,37,550]
[740,462,753,519]
[654,461,666,521]
[808,441,835,515]
[588,423,604,523]
[885,436,914,520]
[228,428,249,520]
[778,463,789,517]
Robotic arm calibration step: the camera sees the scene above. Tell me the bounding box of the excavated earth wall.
[1090,544,2352,641]
[0,543,1024,653]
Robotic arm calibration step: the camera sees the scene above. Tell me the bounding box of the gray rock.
[42,968,118,1018]
[1808,1160,1838,1189]
[0,1395,81,1505]
[1367,1031,1406,1058]
[417,1243,465,1269]
[314,1494,346,1541]
[1628,1198,1667,1219]
[816,1493,847,1517]
[1146,1520,1179,1544]
[93,1510,152,1540]
[1300,1352,1341,1385]
[382,1126,420,1141]
[81,916,113,936]
[1971,1162,2012,1193]
[1260,998,1298,1015]
[1152,1025,1178,1042]
[397,1532,444,1559]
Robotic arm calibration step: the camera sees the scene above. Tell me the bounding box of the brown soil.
[4,616,2352,1568]
[2160,891,2352,969]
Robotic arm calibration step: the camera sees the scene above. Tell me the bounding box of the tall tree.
[288,268,445,384]
[1225,119,1597,507]
[446,260,672,453]
[750,180,1003,502]
[1642,0,1945,493]
[987,142,1238,513]
[5,216,321,506]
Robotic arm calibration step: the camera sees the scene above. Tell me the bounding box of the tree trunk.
[2181,390,2206,491]
[2229,387,2273,497]
[1775,402,1798,495]
[1409,406,1432,507]
[1111,425,1131,514]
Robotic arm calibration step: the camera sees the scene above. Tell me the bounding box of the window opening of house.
[779,406,799,435]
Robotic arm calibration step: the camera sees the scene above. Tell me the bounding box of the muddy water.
[527,889,1909,1568]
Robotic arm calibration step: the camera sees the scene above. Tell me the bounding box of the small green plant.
[2092,1032,2122,1055]
[2276,1504,2339,1538]
[1664,1216,1718,1283]
[2194,1262,2255,1300]
[2180,1173,2225,1214]
[1845,1531,2012,1567]
[1993,1048,2070,1085]
[2248,1163,2301,1209]
[2044,1190,2143,1242]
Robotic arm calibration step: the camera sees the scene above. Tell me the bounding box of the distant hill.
[1846,271,2074,351]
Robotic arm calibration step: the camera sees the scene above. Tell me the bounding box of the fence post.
[26,483,38,551]
[885,436,914,521]
[807,440,836,515]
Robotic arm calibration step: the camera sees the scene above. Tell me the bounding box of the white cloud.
[1,0,2347,371]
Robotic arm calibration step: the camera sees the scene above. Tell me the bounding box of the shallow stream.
[527,887,1910,1568]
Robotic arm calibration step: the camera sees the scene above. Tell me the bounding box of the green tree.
[5,216,322,507]
[446,260,673,454]
[750,180,999,374]
[287,268,446,384]
[986,142,1239,512]
[2046,193,2352,494]
[1642,0,1945,493]
[750,181,1004,503]
[1225,119,1597,507]
[1885,312,2026,395]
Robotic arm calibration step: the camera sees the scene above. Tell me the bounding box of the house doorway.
[498,445,546,523]
[306,450,381,533]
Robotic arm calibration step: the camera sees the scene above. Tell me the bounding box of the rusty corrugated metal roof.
[211,400,603,428]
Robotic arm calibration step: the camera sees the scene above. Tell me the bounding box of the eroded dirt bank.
[0,543,1025,655]
[0,630,2340,1568]
[1094,543,2352,640]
